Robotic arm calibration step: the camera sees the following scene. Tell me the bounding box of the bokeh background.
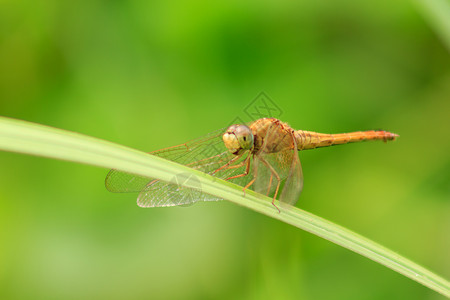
[0,0,449,299]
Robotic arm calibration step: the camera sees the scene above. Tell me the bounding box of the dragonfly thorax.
[223,124,254,155]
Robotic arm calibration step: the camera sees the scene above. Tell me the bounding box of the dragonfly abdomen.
[295,130,398,150]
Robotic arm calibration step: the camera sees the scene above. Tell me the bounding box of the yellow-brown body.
[249,118,398,153]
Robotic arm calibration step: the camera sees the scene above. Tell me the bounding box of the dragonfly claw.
[272,200,281,213]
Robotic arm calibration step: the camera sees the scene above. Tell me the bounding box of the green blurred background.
[0,0,449,299]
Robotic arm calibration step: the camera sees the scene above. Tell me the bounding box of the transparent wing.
[105,128,226,193]
[137,173,220,207]
[105,127,255,207]
[278,148,303,206]
[252,122,303,206]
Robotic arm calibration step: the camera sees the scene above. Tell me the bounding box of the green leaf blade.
[0,116,448,297]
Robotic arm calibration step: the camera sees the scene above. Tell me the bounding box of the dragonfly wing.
[252,121,304,206]
[137,174,222,207]
[252,155,274,196]
[136,158,255,207]
[105,128,227,193]
[105,127,255,207]
[252,122,286,197]
[278,149,303,206]
[105,169,153,193]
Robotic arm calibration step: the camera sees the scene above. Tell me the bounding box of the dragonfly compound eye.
[235,125,254,150]
[223,124,254,155]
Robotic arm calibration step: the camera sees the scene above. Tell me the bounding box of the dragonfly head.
[223,124,254,155]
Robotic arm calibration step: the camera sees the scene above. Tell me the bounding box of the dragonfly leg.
[259,157,281,213]
[212,154,243,174]
[242,178,256,197]
[242,156,257,196]
[224,154,251,170]
[266,174,273,196]
[225,153,252,181]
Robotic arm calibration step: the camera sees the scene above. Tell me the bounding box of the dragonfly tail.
[295,130,399,150]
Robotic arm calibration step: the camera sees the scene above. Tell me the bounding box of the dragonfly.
[105,118,398,210]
